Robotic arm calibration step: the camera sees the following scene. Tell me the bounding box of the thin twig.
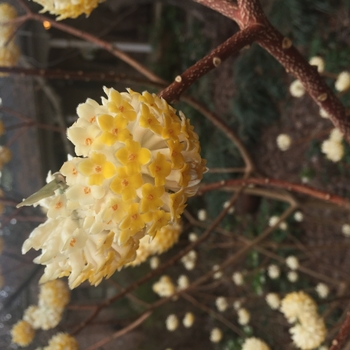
[330,312,350,350]
[198,178,350,208]
[85,311,152,350]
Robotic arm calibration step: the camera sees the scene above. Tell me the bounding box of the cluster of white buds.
[321,128,344,162]
[280,291,326,350]
[12,280,70,347]
[152,275,175,297]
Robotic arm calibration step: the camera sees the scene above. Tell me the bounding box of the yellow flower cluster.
[11,320,35,347]
[17,280,70,341]
[44,332,79,350]
[33,0,103,20]
[0,3,20,74]
[0,3,17,45]
[128,222,182,266]
[281,291,326,350]
[21,88,206,288]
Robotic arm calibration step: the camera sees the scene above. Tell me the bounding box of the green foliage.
[231,45,287,144]
[268,0,332,45]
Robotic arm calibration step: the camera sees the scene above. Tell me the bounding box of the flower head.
[127,223,182,266]
[183,312,195,328]
[38,280,70,309]
[309,56,325,73]
[32,0,102,20]
[315,283,329,299]
[266,293,280,310]
[153,275,175,297]
[21,88,205,288]
[286,256,299,270]
[280,291,317,323]
[335,71,350,92]
[276,134,292,151]
[11,320,35,347]
[44,332,79,350]
[242,337,270,350]
[289,80,305,97]
[0,3,17,46]
[165,314,178,331]
[238,307,250,325]
[210,328,222,343]
[215,296,228,312]
[290,316,326,350]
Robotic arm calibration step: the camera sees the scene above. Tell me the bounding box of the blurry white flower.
[294,211,303,222]
[215,297,228,312]
[335,71,350,92]
[237,308,250,325]
[315,283,329,299]
[198,209,207,221]
[287,271,298,283]
[183,312,195,328]
[177,275,190,290]
[330,128,343,142]
[181,250,197,270]
[242,337,271,350]
[11,320,35,347]
[276,134,292,151]
[265,293,280,310]
[342,224,350,237]
[150,256,159,269]
[212,264,223,279]
[319,108,329,119]
[166,314,179,331]
[286,256,299,270]
[269,216,287,230]
[210,328,222,343]
[44,332,78,350]
[223,200,235,214]
[267,264,280,279]
[321,139,344,162]
[290,80,305,97]
[152,275,175,297]
[290,316,326,350]
[309,56,325,73]
[188,232,198,242]
[232,271,244,286]
[280,291,317,323]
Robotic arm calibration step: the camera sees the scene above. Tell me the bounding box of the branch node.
[175,75,182,83]
[213,57,222,67]
[317,93,328,101]
[282,37,292,49]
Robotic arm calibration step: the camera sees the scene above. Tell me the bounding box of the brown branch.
[198,178,350,208]
[159,24,263,103]
[192,0,350,143]
[0,66,164,88]
[181,96,255,174]
[182,293,245,337]
[330,312,350,350]
[85,311,152,350]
